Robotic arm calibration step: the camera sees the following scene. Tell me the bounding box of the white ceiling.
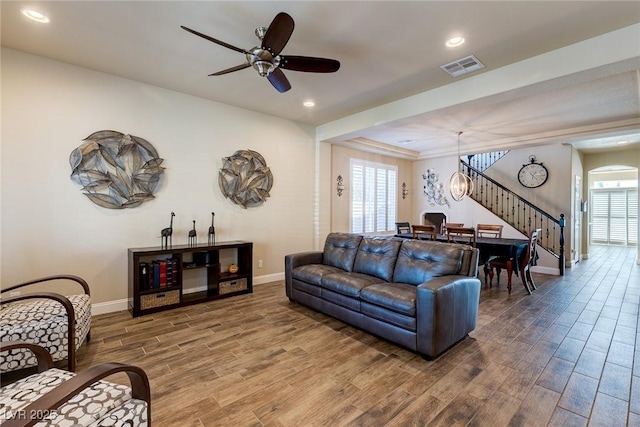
[2,1,640,157]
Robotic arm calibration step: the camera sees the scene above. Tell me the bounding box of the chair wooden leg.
[483,263,491,286]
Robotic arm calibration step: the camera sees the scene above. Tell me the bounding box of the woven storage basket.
[219,278,248,295]
[141,289,180,309]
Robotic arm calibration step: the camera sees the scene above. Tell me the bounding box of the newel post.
[558,213,565,276]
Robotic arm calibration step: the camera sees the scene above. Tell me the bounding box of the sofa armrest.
[415,275,481,358]
[2,362,151,427]
[285,251,323,297]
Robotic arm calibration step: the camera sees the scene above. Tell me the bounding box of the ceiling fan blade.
[267,68,291,93]
[209,63,251,76]
[280,56,341,73]
[181,25,248,54]
[261,12,294,56]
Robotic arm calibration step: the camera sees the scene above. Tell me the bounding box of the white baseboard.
[92,298,129,316]
[531,266,560,276]
[91,273,285,316]
[254,272,284,285]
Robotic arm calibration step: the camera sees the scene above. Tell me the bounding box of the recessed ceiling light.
[21,8,50,23]
[303,100,315,107]
[446,36,465,48]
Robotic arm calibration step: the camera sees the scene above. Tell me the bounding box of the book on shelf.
[138,262,150,290]
[159,260,167,287]
[171,258,179,286]
[166,259,172,288]
[152,261,160,288]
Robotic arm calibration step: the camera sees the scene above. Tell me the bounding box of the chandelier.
[449,131,474,201]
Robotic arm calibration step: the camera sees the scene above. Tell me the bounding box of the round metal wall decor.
[69,130,165,209]
[218,149,273,209]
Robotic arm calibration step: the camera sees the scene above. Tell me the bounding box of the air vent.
[440,55,485,77]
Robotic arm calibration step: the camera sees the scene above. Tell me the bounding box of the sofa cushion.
[322,289,361,311]
[321,272,384,297]
[360,283,416,316]
[292,264,345,286]
[322,233,363,272]
[361,302,417,332]
[393,240,464,285]
[353,237,402,282]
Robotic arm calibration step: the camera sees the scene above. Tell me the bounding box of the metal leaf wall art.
[218,150,273,209]
[69,130,165,209]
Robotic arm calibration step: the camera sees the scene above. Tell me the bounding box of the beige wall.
[330,145,413,233]
[1,48,320,311]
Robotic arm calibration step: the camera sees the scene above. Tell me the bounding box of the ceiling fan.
[181,12,340,93]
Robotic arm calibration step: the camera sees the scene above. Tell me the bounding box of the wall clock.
[518,156,548,188]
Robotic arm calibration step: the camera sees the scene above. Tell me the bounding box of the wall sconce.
[402,182,408,199]
[423,169,450,207]
[336,174,344,197]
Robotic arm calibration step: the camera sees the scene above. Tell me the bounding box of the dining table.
[395,232,531,290]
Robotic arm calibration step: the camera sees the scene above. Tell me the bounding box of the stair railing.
[461,159,565,274]
[466,150,509,173]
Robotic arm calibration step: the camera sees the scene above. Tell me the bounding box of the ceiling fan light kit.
[182,12,340,93]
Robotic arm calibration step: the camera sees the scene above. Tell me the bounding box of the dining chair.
[445,222,464,229]
[476,224,503,238]
[411,224,437,240]
[446,226,476,247]
[395,222,411,234]
[476,224,504,283]
[489,228,540,294]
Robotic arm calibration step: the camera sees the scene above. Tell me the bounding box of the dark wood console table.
[128,241,252,317]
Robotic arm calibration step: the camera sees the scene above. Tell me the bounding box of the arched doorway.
[587,166,638,247]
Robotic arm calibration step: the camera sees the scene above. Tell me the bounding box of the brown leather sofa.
[285,233,481,358]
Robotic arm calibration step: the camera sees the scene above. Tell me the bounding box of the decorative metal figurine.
[188,220,197,246]
[69,130,165,209]
[423,169,450,207]
[218,150,273,208]
[161,212,175,249]
[208,212,216,245]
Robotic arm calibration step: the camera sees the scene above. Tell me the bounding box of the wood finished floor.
[77,245,640,426]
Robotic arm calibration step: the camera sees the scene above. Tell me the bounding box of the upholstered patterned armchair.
[1,275,92,372]
[0,341,150,427]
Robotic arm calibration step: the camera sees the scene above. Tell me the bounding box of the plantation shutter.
[628,190,638,245]
[350,159,398,234]
[590,189,638,245]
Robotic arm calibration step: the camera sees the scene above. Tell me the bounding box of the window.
[350,159,397,234]
[590,188,638,246]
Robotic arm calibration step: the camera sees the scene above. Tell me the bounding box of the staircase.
[461,157,566,274]
[465,150,509,173]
